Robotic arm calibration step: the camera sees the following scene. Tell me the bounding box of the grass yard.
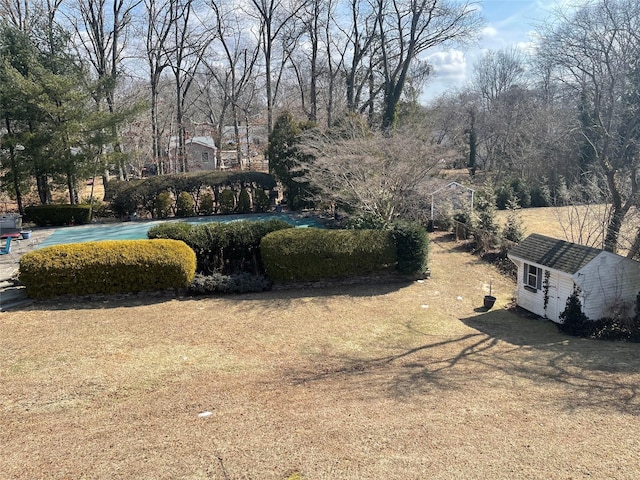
[2,230,640,479]
[497,204,640,253]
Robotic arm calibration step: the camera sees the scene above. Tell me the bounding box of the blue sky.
[421,0,566,102]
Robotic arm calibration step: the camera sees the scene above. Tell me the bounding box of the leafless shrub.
[297,123,455,223]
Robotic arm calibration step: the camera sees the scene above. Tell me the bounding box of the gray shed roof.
[508,233,602,274]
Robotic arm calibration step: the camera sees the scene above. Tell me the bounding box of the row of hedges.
[25,205,92,226]
[106,171,277,219]
[19,220,429,298]
[149,219,430,282]
[19,240,196,298]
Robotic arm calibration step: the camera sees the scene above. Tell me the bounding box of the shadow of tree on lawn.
[460,309,640,413]
[288,308,640,415]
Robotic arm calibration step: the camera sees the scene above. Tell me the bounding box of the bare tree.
[320,0,345,127]
[540,0,640,253]
[164,0,213,172]
[144,0,175,175]
[341,0,379,115]
[192,70,226,168]
[207,0,260,166]
[298,116,454,222]
[376,0,482,131]
[554,177,611,247]
[287,0,334,123]
[247,0,307,132]
[0,0,43,31]
[473,47,527,106]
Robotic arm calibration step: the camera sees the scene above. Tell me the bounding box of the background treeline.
[2,0,640,256]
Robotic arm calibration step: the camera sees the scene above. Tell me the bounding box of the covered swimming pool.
[39,213,324,248]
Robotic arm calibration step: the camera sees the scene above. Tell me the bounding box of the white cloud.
[419,0,580,103]
[420,49,470,101]
[482,26,499,38]
[427,49,467,81]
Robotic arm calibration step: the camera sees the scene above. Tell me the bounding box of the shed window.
[202,151,210,163]
[524,263,542,291]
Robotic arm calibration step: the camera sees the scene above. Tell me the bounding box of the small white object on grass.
[457,296,463,301]
[416,279,425,284]
[198,411,213,418]
[421,304,429,309]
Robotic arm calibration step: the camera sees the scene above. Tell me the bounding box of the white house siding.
[544,271,562,322]
[574,252,640,320]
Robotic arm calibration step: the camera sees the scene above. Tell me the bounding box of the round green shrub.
[19,239,196,298]
[391,221,429,275]
[156,191,173,218]
[199,192,215,215]
[176,191,195,217]
[237,187,251,213]
[558,289,590,337]
[219,189,235,214]
[254,189,271,212]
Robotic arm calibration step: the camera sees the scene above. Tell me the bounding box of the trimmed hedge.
[147,222,194,242]
[148,218,292,275]
[219,190,235,214]
[106,171,277,218]
[392,222,429,275]
[19,239,196,298]
[260,228,397,281]
[25,204,92,226]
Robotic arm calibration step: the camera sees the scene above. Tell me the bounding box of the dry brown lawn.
[497,204,640,254]
[2,231,640,479]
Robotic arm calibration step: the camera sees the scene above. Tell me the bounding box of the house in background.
[184,136,218,171]
[162,135,219,173]
[508,233,640,322]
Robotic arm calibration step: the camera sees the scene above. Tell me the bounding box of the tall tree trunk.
[4,118,24,214]
[603,168,630,253]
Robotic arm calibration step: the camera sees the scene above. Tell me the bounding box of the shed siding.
[555,276,576,323]
[513,261,547,318]
[544,270,572,322]
[575,253,640,320]
[512,261,576,322]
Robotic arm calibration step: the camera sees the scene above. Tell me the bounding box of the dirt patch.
[1,232,639,479]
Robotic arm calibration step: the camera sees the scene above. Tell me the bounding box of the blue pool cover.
[39,213,323,247]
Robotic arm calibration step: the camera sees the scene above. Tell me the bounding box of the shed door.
[545,273,559,321]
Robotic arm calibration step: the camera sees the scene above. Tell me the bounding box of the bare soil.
[2,232,640,479]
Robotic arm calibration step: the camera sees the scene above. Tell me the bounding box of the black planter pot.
[483,295,496,310]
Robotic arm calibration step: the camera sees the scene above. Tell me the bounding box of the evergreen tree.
[502,199,525,243]
[267,111,316,210]
[176,191,195,217]
[472,182,500,252]
[558,288,590,337]
[474,182,499,235]
[0,22,137,210]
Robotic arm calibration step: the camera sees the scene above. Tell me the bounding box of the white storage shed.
[508,234,640,322]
